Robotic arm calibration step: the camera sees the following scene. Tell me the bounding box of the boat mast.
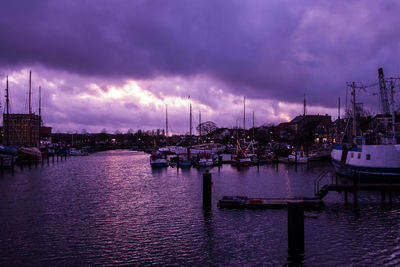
[390,78,396,143]
[199,110,201,143]
[351,82,356,139]
[243,96,245,140]
[39,86,41,147]
[28,70,32,146]
[252,111,255,141]
[29,70,32,115]
[189,103,192,147]
[303,93,306,116]
[165,105,168,147]
[378,68,390,115]
[338,97,340,120]
[5,76,9,146]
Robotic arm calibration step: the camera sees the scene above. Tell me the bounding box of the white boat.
[69,148,89,156]
[288,151,308,164]
[150,150,169,167]
[331,140,400,178]
[196,152,214,167]
[332,68,400,179]
[231,155,252,166]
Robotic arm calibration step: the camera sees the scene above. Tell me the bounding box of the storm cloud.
[1,0,400,132]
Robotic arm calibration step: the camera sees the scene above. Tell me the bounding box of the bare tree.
[196,121,217,135]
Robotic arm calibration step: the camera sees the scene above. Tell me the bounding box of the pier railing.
[314,170,332,197]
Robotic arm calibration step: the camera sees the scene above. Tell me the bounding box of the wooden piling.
[203,171,212,209]
[288,201,304,259]
[353,176,358,208]
[11,156,14,172]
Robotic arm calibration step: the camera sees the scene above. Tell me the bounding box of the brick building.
[3,113,41,147]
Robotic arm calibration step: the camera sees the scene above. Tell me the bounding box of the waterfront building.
[3,113,41,147]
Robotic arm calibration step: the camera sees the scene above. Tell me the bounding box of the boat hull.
[331,144,400,179]
[150,161,169,167]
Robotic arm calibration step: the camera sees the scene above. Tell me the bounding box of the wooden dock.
[217,196,323,209]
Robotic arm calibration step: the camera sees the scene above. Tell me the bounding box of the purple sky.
[1,0,400,133]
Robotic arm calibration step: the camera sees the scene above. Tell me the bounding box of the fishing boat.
[331,68,400,179]
[69,148,89,156]
[150,150,169,167]
[232,141,251,166]
[177,153,192,167]
[195,152,214,167]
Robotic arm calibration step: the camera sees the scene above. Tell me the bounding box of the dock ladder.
[314,170,333,199]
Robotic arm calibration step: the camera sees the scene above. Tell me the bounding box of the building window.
[351,152,354,158]
[366,154,371,160]
[357,153,361,159]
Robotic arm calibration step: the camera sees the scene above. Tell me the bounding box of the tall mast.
[390,78,396,143]
[252,111,255,141]
[303,93,306,116]
[165,105,168,146]
[39,86,42,146]
[243,96,246,139]
[189,103,192,147]
[5,76,10,146]
[338,97,340,120]
[351,82,356,138]
[29,70,32,115]
[199,110,201,142]
[378,68,390,115]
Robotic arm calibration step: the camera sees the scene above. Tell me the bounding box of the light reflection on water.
[0,150,399,266]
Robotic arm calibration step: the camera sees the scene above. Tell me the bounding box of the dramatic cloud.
[1,0,399,132]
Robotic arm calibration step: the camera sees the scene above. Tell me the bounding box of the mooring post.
[389,178,393,205]
[288,201,304,261]
[353,175,358,208]
[11,156,14,173]
[203,171,212,209]
[344,191,348,204]
[1,158,3,170]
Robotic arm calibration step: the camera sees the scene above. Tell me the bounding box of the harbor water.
[0,150,399,265]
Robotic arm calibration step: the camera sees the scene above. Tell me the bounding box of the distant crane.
[378,68,391,115]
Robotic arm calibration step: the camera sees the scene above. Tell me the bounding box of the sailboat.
[331,68,400,179]
[150,108,169,168]
[232,96,251,166]
[177,103,193,167]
